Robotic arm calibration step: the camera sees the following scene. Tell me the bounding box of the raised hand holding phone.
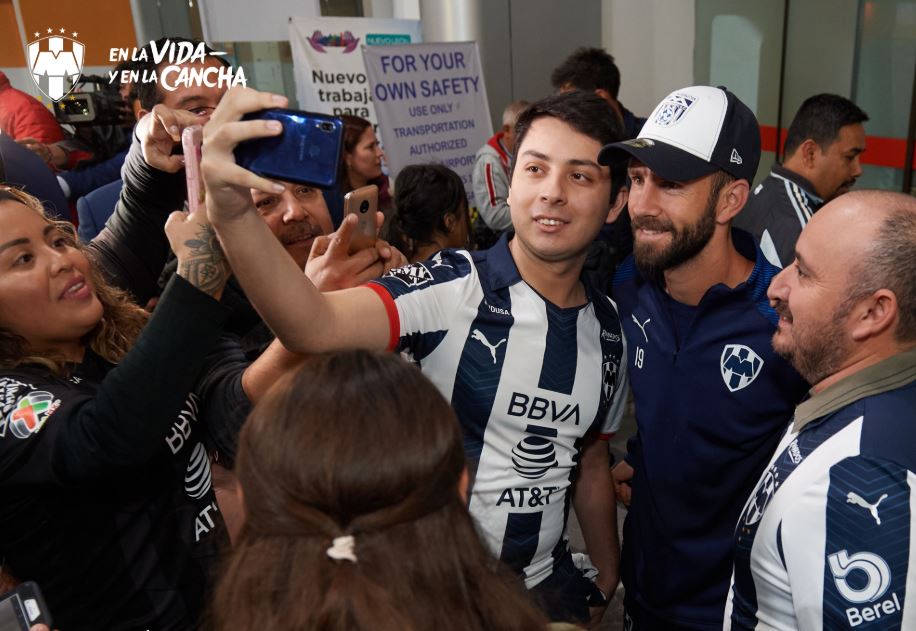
[182,125,205,215]
[342,184,378,254]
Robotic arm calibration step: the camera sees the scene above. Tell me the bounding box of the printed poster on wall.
[289,16,421,126]
[362,42,493,197]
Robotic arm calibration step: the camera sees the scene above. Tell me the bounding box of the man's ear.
[444,211,457,232]
[799,138,820,169]
[606,185,629,224]
[717,179,749,224]
[850,289,899,342]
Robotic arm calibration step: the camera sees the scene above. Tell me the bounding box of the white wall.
[602,0,695,116]
[197,0,320,42]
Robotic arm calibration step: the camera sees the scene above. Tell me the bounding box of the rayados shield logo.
[653,93,696,127]
[27,30,85,102]
[720,343,764,392]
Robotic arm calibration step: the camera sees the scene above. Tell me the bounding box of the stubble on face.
[771,297,851,385]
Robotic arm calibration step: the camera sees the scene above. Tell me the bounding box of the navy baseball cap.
[598,85,761,183]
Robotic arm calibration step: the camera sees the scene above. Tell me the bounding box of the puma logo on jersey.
[847,492,888,525]
[471,329,506,364]
[631,314,651,342]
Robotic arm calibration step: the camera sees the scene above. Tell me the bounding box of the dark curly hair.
[385,164,468,260]
[0,187,147,373]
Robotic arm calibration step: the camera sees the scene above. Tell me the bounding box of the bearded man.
[602,85,809,630]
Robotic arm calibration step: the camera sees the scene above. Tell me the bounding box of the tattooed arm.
[165,209,231,300]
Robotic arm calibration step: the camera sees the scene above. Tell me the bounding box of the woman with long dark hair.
[211,351,549,631]
[0,186,230,630]
[323,115,392,225]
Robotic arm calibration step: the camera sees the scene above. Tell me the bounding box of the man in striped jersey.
[735,94,868,269]
[203,88,631,624]
[726,189,916,630]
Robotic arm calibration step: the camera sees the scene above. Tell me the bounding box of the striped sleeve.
[366,249,475,358]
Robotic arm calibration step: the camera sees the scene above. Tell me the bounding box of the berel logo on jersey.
[827,549,901,627]
[787,439,803,464]
[385,262,433,288]
[7,391,60,439]
[720,344,764,392]
[828,549,891,603]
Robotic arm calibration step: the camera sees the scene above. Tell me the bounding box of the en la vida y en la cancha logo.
[27,30,247,103]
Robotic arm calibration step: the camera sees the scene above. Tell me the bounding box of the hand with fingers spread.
[141,104,203,173]
[201,87,290,225]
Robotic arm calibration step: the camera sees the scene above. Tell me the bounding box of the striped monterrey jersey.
[611,229,809,627]
[725,354,916,631]
[367,236,628,588]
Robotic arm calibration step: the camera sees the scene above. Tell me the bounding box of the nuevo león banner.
[289,16,421,125]
[362,42,493,197]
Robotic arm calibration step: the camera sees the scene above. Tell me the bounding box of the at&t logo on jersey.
[827,549,901,627]
[511,425,558,480]
[185,442,213,500]
[720,344,764,392]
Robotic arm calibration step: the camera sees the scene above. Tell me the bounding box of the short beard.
[773,301,852,385]
[632,191,717,279]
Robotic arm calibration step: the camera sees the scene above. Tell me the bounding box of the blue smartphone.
[234,109,343,189]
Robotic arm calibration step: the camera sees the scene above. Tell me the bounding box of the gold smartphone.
[343,184,379,254]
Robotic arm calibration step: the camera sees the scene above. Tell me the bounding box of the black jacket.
[733,163,823,268]
[0,277,230,631]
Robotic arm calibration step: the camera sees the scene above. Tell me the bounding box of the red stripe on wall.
[759,125,915,170]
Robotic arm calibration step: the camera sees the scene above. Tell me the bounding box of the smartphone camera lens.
[319,122,335,132]
[359,200,370,213]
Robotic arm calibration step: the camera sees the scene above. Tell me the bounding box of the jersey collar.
[792,347,916,432]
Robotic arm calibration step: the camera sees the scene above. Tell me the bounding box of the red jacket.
[0,71,65,143]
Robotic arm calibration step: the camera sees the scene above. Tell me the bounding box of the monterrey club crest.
[720,344,764,393]
[27,30,84,102]
[653,93,696,127]
[8,391,60,439]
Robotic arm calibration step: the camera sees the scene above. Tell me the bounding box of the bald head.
[815,190,916,342]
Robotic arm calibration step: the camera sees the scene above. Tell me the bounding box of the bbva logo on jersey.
[720,344,764,392]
